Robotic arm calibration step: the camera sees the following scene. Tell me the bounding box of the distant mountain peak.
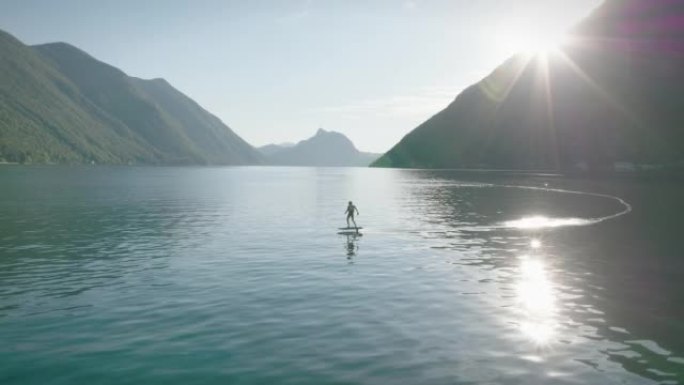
[258,129,380,167]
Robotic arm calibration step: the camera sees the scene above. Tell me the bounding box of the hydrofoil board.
[338,231,363,236]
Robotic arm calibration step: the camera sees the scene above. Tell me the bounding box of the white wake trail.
[495,184,633,230]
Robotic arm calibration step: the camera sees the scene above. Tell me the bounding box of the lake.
[1,166,683,384]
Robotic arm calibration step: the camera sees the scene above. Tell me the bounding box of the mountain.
[0,29,262,165]
[258,129,380,167]
[258,142,295,156]
[372,0,684,173]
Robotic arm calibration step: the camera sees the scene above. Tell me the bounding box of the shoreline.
[2,163,684,181]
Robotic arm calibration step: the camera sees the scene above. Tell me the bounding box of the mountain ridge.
[372,0,684,173]
[0,30,262,165]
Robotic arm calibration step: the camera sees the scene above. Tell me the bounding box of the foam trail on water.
[496,184,633,230]
[503,216,592,230]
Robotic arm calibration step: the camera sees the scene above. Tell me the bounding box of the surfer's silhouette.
[345,201,359,229]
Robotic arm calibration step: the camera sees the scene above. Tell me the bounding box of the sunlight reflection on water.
[517,254,558,346]
[1,167,682,385]
[504,215,591,230]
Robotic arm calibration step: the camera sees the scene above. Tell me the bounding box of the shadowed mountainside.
[0,29,262,165]
[373,0,684,173]
[258,129,380,167]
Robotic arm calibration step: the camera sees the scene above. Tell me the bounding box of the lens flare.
[497,29,568,56]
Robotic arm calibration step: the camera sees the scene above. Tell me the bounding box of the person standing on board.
[345,201,360,229]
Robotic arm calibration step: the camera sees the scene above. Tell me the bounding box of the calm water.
[1,166,683,384]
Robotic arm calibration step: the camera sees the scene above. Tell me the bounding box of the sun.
[497,28,568,56]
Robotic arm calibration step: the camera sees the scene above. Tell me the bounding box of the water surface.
[1,166,683,384]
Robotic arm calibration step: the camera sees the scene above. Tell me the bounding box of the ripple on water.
[0,167,681,385]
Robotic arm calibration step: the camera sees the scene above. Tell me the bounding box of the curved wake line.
[500,184,632,229]
[458,182,633,231]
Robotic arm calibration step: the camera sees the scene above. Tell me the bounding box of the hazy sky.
[1,0,601,152]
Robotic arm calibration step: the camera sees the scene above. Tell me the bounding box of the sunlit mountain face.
[0,31,264,165]
[374,0,684,173]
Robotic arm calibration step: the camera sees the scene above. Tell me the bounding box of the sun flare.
[498,29,568,56]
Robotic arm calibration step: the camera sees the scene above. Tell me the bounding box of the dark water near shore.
[1,166,683,384]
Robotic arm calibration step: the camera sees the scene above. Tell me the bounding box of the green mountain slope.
[0,29,261,165]
[373,0,684,172]
[0,30,146,163]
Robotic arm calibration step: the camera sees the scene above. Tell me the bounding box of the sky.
[0,0,601,153]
